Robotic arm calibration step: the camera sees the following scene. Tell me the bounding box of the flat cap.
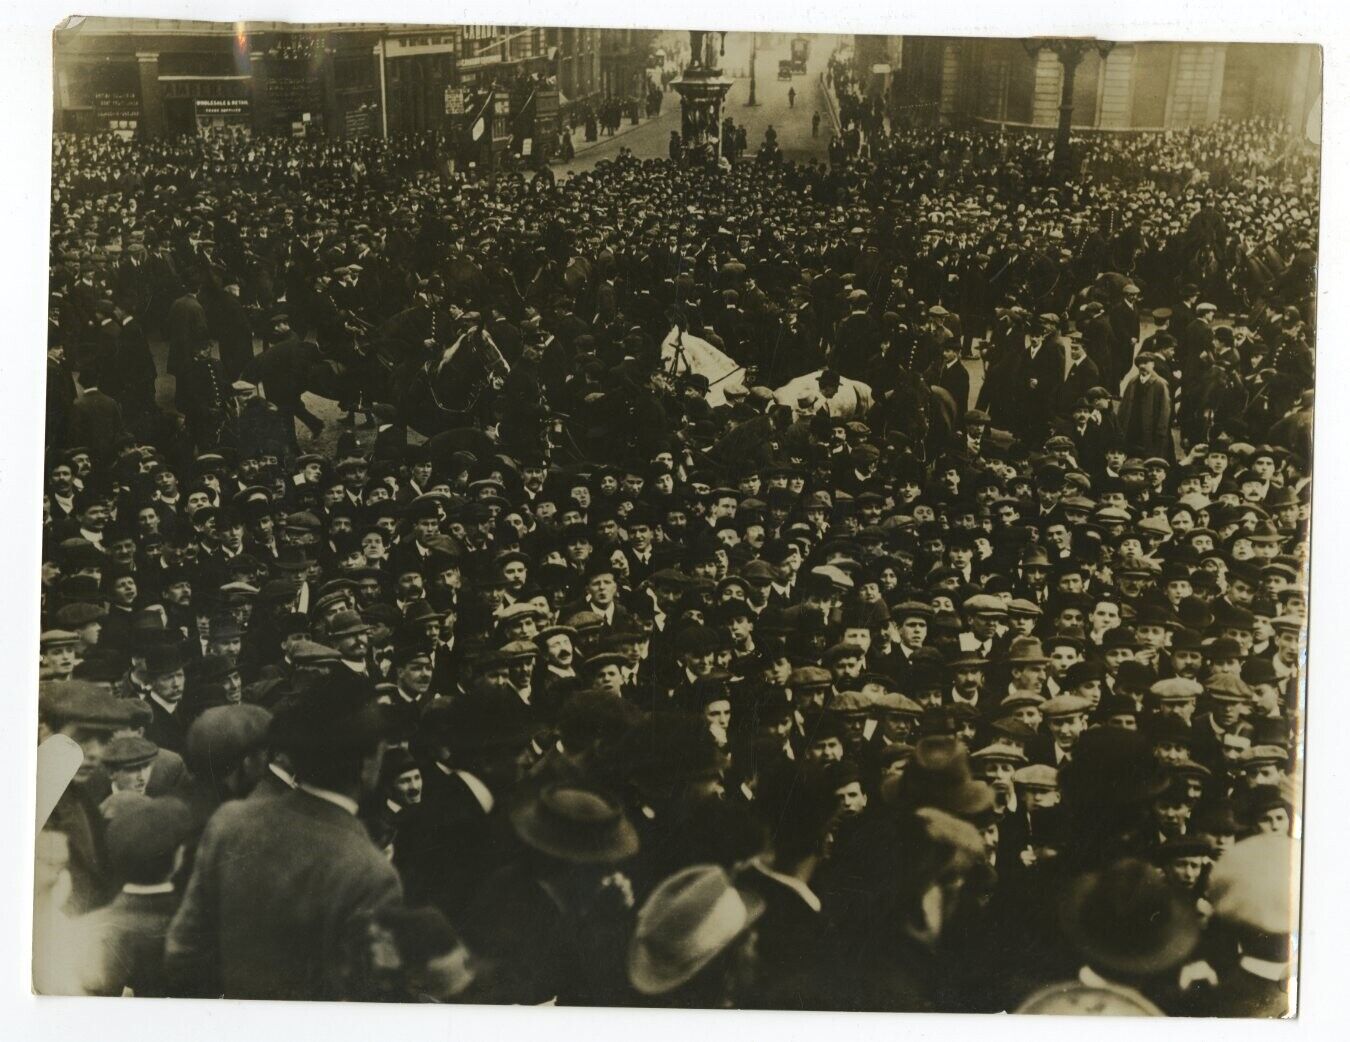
[101,734,158,771]
[962,594,1007,616]
[1205,674,1254,702]
[38,680,128,727]
[891,600,934,622]
[290,640,342,664]
[1150,677,1205,702]
[788,666,833,689]
[970,743,1029,765]
[186,704,273,774]
[1013,764,1058,789]
[1040,694,1092,717]
[53,602,107,628]
[105,797,195,873]
[1208,834,1299,935]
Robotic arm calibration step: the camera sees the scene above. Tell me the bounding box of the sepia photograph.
[27,5,1318,1022]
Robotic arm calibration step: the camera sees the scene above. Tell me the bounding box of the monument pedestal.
[673,29,734,163]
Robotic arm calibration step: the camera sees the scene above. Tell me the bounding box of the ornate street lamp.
[1023,37,1116,179]
[673,30,734,162]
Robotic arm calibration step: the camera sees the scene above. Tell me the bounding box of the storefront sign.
[163,79,250,100]
[344,104,376,137]
[388,33,460,57]
[92,88,140,126]
[195,98,251,116]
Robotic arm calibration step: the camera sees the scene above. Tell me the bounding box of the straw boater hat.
[627,864,765,995]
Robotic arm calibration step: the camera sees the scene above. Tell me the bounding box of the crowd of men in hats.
[36,94,1312,1013]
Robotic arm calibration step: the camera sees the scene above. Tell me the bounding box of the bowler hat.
[268,678,387,754]
[433,688,534,756]
[1062,727,1169,807]
[1006,637,1050,664]
[327,610,373,638]
[144,643,187,676]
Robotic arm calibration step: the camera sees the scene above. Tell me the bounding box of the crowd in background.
[36,100,1314,1013]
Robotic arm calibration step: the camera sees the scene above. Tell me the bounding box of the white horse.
[659,326,873,419]
[774,370,874,420]
[660,326,747,407]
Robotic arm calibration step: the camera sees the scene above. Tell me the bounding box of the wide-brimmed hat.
[882,735,994,817]
[510,784,638,865]
[1059,858,1201,977]
[628,864,765,996]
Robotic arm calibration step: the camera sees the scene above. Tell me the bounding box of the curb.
[820,73,842,135]
[565,102,673,159]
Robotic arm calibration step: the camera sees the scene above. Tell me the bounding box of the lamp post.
[1022,37,1115,179]
[747,33,759,107]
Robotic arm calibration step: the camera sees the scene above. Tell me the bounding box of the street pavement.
[556,55,830,173]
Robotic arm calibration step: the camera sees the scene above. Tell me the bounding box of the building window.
[334,54,375,90]
[158,51,238,78]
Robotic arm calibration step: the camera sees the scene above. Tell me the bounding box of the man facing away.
[164,676,401,1000]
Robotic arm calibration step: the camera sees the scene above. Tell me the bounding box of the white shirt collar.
[1239,953,1290,981]
[269,762,297,788]
[123,881,175,895]
[149,692,178,716]
[297,782,360,817]
[750,858,822,912]
[455,770,495,814]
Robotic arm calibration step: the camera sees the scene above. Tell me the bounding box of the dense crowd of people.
[36,87,1313,1014]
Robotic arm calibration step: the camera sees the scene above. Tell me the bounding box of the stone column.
[135,52,163,138]
[320,44,339,136]
[249,51,272,135]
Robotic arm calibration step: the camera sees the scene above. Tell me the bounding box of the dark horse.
[867,368,958,461]
[390,326,511,438]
